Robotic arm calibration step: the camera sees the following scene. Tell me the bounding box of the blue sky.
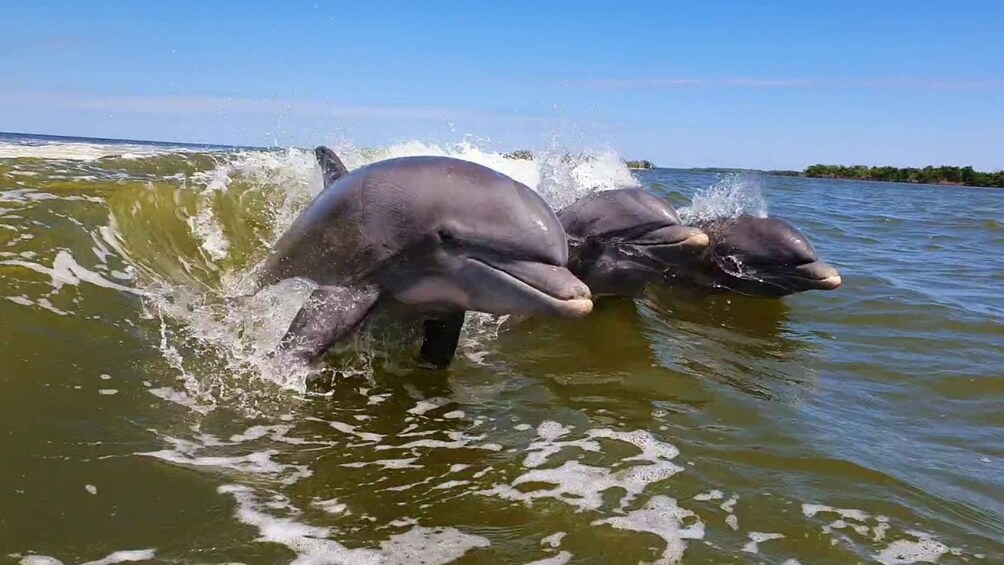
[1,1,1001,170]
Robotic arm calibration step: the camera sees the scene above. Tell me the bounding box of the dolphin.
[668,214,842,297]
[256,147,592,367]
[557,188,709,297]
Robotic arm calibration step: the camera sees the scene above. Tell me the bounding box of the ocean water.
[1,132,1001,564]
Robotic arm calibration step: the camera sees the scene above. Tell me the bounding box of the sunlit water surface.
[1,133,1001,564]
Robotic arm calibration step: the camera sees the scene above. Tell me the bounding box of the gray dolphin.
[668,214,842,297]
[257,147,592,367]
[558,188,709,297]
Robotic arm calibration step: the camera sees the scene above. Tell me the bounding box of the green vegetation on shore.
[498,152,1004,188]
[791,164,1004,188]
[502,150,655,170]
[624,160,655,170]
[503,149,534,160]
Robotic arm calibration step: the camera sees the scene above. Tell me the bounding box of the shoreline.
[637,166,1002,189]
[3,131,998,188]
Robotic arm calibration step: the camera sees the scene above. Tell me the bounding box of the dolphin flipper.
[419,311,466,369]
[314,146,350,187]
[279,286,379,362]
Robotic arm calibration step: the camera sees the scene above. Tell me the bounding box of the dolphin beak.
[465,258,593,317]
[634,225,709,252]
[624,226,709,271]
[792,261,842,290]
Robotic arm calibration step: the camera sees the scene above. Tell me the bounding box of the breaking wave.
[2,137,641,411]
[679,172,768,223]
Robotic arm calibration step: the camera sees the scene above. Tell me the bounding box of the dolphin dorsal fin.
[314,146,350,187]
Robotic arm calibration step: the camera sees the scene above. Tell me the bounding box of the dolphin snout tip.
[551,274,591,301]
[554,278,592,317]
[559,298,594,317]
[818,273,842,290]
[683,231,710,251]
[814,263,841,290]
[795,261,842,290]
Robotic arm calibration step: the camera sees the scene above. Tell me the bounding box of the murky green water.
[1,135,1001,564]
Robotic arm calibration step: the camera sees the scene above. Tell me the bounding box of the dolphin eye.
[437,229,455,243]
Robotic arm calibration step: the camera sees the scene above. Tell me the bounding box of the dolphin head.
[360,157,592,317]
[704,215,841,296]
[558,188,708,295]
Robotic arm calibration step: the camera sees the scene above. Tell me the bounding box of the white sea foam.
[17,557,63,565]
[143,448,311,484]
[692,489,724,501]
[376,524,491,564]
[541,532,566,548]
[16,549,157,565]
[800,503,964,561]
[407,397,451,416]
[327,420,386,443]
[525,551,573,565]
[741,532,784,554]
[482,424,682,512]
[0,250,142,295]
[875,532,955,565]
[81,550,157,565]
[218,484,489,564]
[431,479,470,490]
[147,386,213,414]
[0,141,169,161]
[720,494,739,530]
[376,431,503,453]
[593,496,705,565]
[801,503,892,540]
[311,497,349,514]
[341,458,421,470]
[140,428,312,485]
[802,503,870,522]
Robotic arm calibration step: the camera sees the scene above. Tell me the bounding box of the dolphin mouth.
[720,258,841,294]
[631,225,709,251]
[620,225,709,269]
[467,257,593,317]
[789,261,842,290]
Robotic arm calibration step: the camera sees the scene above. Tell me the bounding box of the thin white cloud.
[0,89,562,124]
[579,77,1004,89]
[582,77,816,88]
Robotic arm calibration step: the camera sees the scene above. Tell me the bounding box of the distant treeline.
[795,164,1004,188]
[502,150,655,170]
[625,160,655,169]
[504,149,534,160]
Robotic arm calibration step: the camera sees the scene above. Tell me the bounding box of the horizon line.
[2,130,1000,174]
